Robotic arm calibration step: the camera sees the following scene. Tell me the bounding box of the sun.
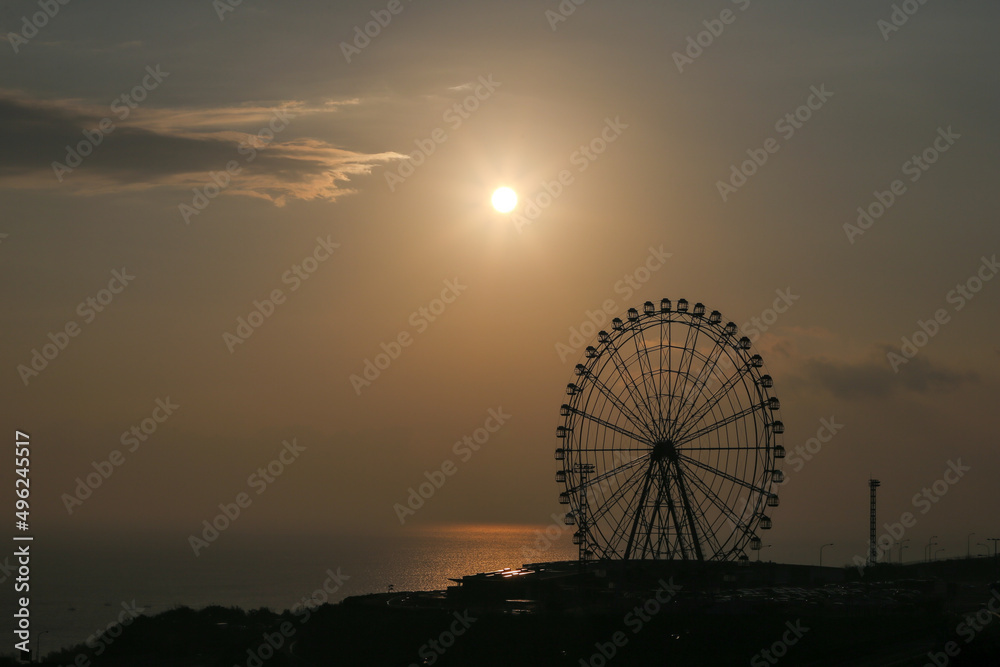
[491,187,518,213]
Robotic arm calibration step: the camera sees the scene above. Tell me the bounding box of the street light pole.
[967,532,976,559]
[819,543,833,567]
[899,539,910,565]
[926,536,937,562]
[935,548,945,561]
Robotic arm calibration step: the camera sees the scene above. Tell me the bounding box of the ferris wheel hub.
[651,438,678,463]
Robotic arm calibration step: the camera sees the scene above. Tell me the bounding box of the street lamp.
[967,532,976,559]
[819,543,833,567]
[978,542,989,557]
[926,536,938,562]
[935,548,945,561]
[899,539,910,565]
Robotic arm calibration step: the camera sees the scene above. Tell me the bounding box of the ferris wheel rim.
[556,299,783,562]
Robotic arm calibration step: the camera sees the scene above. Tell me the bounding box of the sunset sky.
[2,0,998,568]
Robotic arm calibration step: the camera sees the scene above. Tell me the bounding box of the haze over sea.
[9,524,575,657]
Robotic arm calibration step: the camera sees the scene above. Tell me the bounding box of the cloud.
[0,90,404,205]
[803,346,978,400]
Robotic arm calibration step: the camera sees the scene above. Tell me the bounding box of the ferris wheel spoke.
[591,468,642,524]
[671,321,705,428]
[657,315,666,431]
[568,451,649,499]
[678,454,769,498]
[681,446,755,451]
[682,467,752,539]
[678,473,727,558]
[607,514,638,560]
[566,407,655,447]
[630,329,663,440]
[585,371,660,442]
[600,469,654,556]
[669,361,751,442]
[605,340,661,431]
[585,448,652,452]
[671,336,731,431]
[675,398,763,446]
[666,320,696,429]
[587,462,649,526]
[665,318,673,425]
[619,336,665,431]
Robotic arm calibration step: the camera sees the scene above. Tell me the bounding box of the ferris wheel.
[555,298,784,563]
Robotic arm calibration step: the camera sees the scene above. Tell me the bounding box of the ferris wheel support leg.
[623,461,655,560]
[666,492,688,560]
[673,463,705,562]
[646,462,668,558]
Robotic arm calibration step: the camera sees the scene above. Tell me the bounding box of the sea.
[9,524,577,659]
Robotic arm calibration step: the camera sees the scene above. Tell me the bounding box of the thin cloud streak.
[803,347,978,400]
[0,91,404,205]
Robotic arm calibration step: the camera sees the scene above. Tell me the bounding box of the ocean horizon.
[11,524,578,658]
